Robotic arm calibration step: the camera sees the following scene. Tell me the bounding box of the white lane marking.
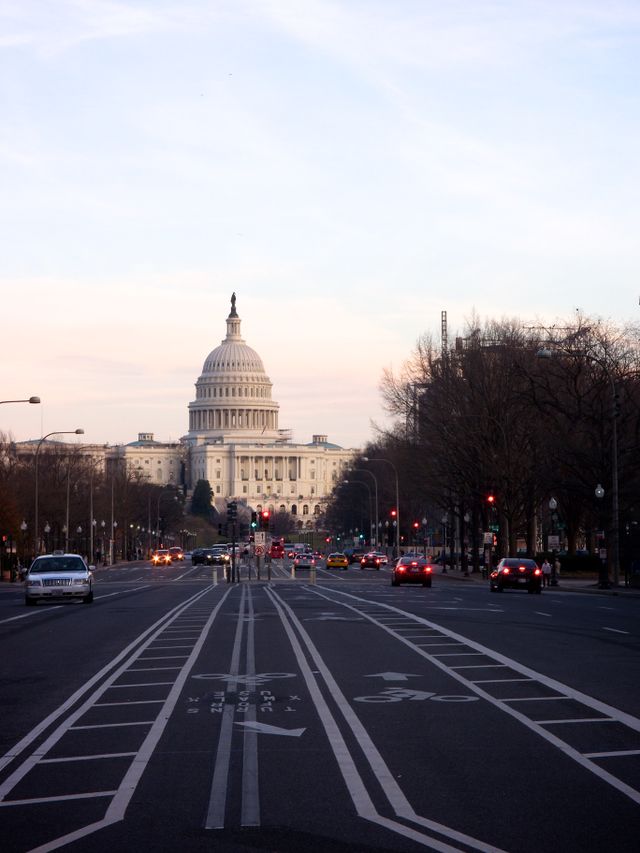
[0,791,116,807]
[309,586,640,807]
[364,672,421,681]
[241,585,260,828]
[39,753,136,764]
[504,696,564,702]
[538,717,614,725]
[585,749,640,758]
[535,612,552,617]
[0,606,64,623]
[235,721,305,737]
[602,627,630,635]
[206,585,247,830]
[0,586,232,853]
[267,588,506,853]
[70,721,154,730]
[0,587,212,774]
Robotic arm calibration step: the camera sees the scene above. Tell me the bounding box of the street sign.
[548,535,560,549]
[255,544,265,556]
[483,532,493,545]
[254,532,265,546]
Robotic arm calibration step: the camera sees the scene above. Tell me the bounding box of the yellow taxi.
[326,552,349,570]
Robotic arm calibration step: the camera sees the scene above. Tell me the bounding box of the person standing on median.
[541,558,552,587]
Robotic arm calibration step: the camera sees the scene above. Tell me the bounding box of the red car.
[391,556,433,587]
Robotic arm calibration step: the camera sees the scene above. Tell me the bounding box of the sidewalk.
[434,565,640,597]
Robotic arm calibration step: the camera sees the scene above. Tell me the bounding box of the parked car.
[490,558,542,593]
[326,553,349,570]
[24,553,94,605]
[391,555,433,587]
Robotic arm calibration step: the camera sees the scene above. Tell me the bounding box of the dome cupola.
[187,294,280,441]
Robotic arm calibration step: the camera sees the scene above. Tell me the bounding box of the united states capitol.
[16,295,356,529]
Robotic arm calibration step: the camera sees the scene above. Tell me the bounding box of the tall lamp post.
[34,429,84,555]
[363,457,400,558]
[0,396,40,405]
[351,468,379,547]
[344,480,372,547]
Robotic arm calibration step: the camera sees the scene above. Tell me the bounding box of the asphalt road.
[0,559,639,852]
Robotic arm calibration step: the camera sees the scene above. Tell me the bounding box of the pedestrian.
[541,558,552,587]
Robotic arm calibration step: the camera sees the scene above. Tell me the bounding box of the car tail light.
[502,567,510,574]
[534,568,542,576]
[398,566,406,573]
[425,566,432,573]
[518,566,526,573]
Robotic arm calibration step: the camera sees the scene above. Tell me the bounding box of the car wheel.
[83,590,94,604]
[25,596,35,606]
[391,579,399,587]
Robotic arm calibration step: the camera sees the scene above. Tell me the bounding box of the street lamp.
[363,457,400,558]
[0,397,40,404]
[351,469,379,547]
[344,480,372,547]
[595,484,609,588]
[441,514,448,573]
[34,429,84,555]
[548,497,559,585]
[20,520,27,571]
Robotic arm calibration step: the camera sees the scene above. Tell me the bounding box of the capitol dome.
[187,294,280,441]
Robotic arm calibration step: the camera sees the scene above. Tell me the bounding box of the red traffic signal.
[261,510,270,519]
[390,509,397,518]
[412,521,419,529]
[487,495,495,505]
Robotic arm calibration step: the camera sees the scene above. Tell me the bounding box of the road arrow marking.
[365,672,420,681]
[235,721,305,737]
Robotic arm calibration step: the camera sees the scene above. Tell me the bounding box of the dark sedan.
[490,557,542,593]
[391,556,433,587]
[360,552,383,570]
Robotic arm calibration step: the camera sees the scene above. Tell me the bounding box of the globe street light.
[34,429,84,555]
[548,497,559,585]
[363,457,400,558]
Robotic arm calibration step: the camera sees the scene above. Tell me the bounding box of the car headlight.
[27,578,42,586]
[72,578,89,585]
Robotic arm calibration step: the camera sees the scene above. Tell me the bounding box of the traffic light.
[412,521,419,530]
[390,509,397,519]
[260,510,270,529]
[227,500,237,522]
[250,511,257,530]
[487,494,495,506]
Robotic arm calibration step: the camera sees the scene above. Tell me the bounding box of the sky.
[2,0,640,450]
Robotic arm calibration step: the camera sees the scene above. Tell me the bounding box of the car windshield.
[30,557,86,573]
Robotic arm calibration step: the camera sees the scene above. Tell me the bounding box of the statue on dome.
[230,292,237,316]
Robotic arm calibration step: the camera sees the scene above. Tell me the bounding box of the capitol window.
[302,505,309,515]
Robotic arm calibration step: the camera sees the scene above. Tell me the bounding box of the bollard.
[310,563,316,585]
[212,567,218,586]
[291,564,296,580]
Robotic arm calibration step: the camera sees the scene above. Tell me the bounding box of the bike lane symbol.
[354,688,479,703]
